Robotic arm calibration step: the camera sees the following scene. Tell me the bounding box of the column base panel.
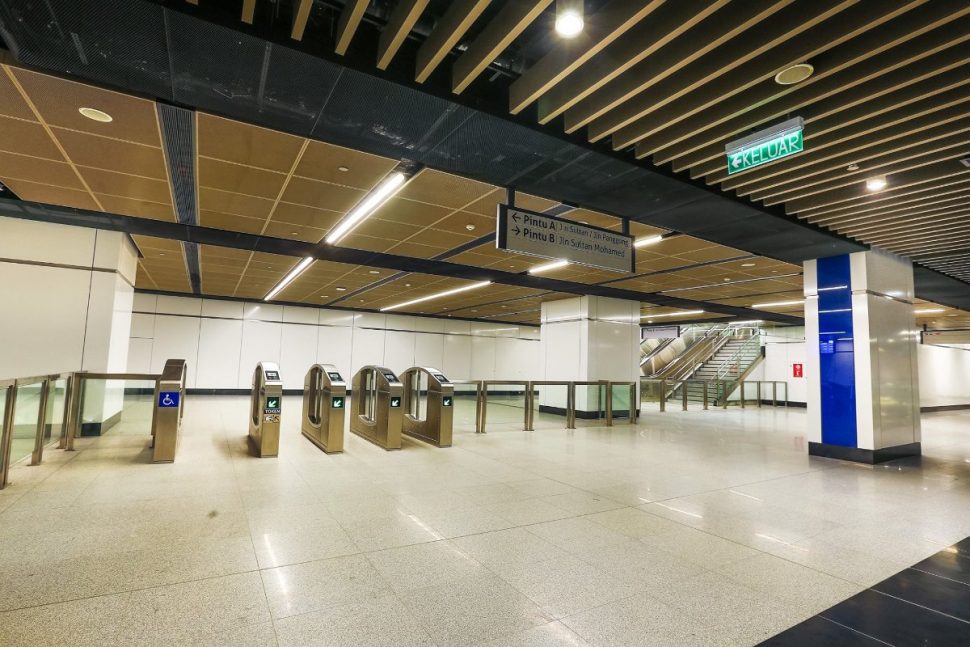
[808,441,921,464]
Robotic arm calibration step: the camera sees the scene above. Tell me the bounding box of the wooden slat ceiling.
[1,56,968,328]
[295,1,970,284]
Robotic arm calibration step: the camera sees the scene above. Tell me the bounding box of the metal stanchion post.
[480,385,488,434]
[757,381,762,408]
[772,382,777,407]
[659,380,666,412]
[30,378,51,466]
[605,383,613,427]
[524,382,532,431]
[629,383,636,424]
[567,383,576,429]
[682,382,688,411]
[703,381,708,410]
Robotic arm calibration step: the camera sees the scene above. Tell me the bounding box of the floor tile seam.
[265,589,441,644]
[796,612,896,645]
[0,564,268,616]
[908,564,970,587]
[868,587,970,625]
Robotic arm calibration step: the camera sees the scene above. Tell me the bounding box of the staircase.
[675,336,763,404]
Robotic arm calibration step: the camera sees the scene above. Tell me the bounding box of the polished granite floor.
[1,398,970,646]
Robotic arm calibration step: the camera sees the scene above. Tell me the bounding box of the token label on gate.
[442,396,453,407]
[265,397,281,414]
[332,396,344,409]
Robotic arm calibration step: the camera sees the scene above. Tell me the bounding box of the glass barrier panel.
[79,379,156,439]
[484,383,527,429]
[451,383,479,428]
[533,384,570,429]
[45,378,68,447]
[10,382,42,466]
[575,384,606,422]
[611,383,632,419]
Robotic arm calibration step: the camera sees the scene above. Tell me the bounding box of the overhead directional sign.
[725,117,804,175]
[496,204,634,273]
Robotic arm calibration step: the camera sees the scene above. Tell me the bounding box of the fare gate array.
[301,364,346,454]
[248,362,283,458]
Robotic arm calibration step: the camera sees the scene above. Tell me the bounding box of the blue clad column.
[804,249,921,463]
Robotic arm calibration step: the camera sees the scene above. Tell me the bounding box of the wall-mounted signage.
[792,363,803,378]
[641,325,680,340]
[496,204,634,273]
[725,117,804,175]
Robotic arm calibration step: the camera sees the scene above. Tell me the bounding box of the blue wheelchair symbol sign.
[159,392,180,408]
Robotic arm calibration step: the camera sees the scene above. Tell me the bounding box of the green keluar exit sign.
[725,117,804,175]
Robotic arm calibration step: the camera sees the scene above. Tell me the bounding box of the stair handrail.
[640,322,709,367]
[711,334,763,381]
[651,324,734,382]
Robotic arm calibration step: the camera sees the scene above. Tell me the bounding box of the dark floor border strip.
[808,441,921,465]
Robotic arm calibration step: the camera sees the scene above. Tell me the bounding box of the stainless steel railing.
[0,363,186,489]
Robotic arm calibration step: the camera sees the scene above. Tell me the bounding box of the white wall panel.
[283,306,318,324]
[919,345,970,407]
[130,313,155,339]
[243,303,283,322]
[279,324,319,388]
[127,337,153,373]
[441,336,472,380]
[201,299,244,319]
[196,318,243,389]
[0,216,96,266]
[413,334,444,371]
[317,326,354,379]
[155,295,203,316]
[238,321,282,388]
[0,262,88,378]
[150,315,201,387]
[384,330,416,374]
[471,337,497,380]
[133,292,157,313]
[351,328,387,371]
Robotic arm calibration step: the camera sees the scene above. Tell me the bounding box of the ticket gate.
[301,364,346,453]
[350,366,403,450]
[249,361,283,457]
[400,367,454,447]
[151,358,187,463]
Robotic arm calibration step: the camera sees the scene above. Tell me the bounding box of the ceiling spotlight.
[368,270,379,274]
[555,0,584,38]
[158,252,166,256]
[335,286,347,291]
[320,295,329,298]
[866,176,887,192]
[723,278,731,282]
[465,224,476,231]
[741,263,756,267]
[914,308,945,314]
[337,166,349,172]
[78,107,113,122]
[774,63,814,85]
[846,163,859,172]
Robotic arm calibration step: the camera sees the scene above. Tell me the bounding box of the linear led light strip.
[381,281,492,312]
[641,309,704,319]
[264,171,409,301]
[529,259,569,274]
[634,234,663,248]
[915,308,945,314]
[752,299,804,309]
[326,171,407,244]
[264,256,314,301]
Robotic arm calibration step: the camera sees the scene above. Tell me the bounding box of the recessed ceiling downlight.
[774,63,813,85]
[78,107,113,122]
